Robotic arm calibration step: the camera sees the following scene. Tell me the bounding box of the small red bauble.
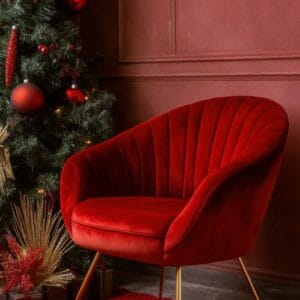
[37,44,44,52]
[62,0,87,13]
[11,80,45,113]
[65,84,85,104]
[38,44,49,55]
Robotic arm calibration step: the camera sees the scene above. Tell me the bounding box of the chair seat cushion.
[71,196,186,264]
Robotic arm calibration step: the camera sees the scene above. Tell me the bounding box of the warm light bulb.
[84,96,89,101]
[54,107,63,114]
[85,139,92,146]
[38,188,45,195]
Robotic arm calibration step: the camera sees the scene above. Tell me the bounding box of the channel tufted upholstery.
[60,96,288,266]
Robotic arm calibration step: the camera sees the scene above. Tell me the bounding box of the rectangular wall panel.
[119,0,175,61]
[176,0,300,60]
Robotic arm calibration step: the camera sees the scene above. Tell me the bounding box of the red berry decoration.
[68,44,76,51]
[65,84,85,104]
[5,25,18,88]
[11,80,45,113]
[38,44,49,55]
[62,0,87,13]
[50,43,60,50]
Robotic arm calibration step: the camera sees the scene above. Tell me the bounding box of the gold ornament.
[0,124,15,191]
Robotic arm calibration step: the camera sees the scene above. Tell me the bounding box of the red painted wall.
[81,0,300,279]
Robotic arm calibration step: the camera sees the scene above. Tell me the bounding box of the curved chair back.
[102,96,288,200]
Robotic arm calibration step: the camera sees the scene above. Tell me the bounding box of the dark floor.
[114,263,300,300]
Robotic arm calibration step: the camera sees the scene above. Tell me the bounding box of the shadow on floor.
[114,264,300,300]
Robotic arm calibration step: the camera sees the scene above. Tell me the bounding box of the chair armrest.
[60,129,135,235]
[60,149,99,235]
[164,159,255,253]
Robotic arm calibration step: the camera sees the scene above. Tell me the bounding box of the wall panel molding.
[100,72,300,81]
[118,0,300,63]
[118,53,300,63]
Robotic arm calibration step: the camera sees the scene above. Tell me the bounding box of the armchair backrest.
[88,96,287,202]
[106,96,287,199]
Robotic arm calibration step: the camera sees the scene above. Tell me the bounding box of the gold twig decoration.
[10,196,74,287]
[0,124,15,191]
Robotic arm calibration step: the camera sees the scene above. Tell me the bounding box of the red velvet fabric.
[109,289,172,299]
[60,96,288,267]
[72,197,185,263]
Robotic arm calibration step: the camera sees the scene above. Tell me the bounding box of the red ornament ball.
[37,44,44,52]
[62,0,87,13]
[65,84,85,104]
[11,80,45,113]
[38,44,49,55]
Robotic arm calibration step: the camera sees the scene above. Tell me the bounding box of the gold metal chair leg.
[75,252,101,300]
[176,267,182,300]
[159,266,165,299]
[238,257,260,300]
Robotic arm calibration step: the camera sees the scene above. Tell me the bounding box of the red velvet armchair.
[60,96,288,300]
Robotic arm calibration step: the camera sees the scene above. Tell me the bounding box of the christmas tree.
[0,1,116,220]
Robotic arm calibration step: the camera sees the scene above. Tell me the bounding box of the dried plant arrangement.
[0,196,74,295]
